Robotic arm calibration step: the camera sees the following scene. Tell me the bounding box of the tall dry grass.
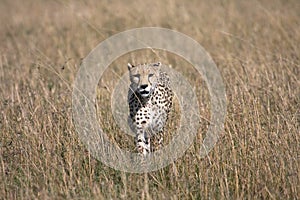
[0,0,299,199]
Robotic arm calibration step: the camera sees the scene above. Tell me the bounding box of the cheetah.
[127,62,173,155]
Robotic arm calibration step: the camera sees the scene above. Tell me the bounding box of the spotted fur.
[127,62,173,155]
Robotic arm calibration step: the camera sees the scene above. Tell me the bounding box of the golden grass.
[0,0,299,199]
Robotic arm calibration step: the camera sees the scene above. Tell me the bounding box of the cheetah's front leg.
[136,129,151,155]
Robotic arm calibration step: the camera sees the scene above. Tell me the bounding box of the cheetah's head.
[128,62,161,98]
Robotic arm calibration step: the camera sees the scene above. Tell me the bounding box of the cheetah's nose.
[140,84,148,90]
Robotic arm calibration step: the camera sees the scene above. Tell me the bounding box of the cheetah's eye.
[132,74,140,83]
[148,74,154,78]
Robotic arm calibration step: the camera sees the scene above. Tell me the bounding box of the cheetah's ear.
[128,63,134,70]
[153,62,161,67]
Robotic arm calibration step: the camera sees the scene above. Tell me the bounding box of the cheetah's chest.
[129,86,171,134]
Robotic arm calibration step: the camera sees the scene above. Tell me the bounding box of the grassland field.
[0,0,299,199]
